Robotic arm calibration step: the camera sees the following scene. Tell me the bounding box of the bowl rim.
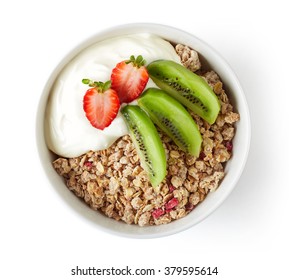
[36,22,251,239]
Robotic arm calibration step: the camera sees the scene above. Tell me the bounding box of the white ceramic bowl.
[36,23,250,238]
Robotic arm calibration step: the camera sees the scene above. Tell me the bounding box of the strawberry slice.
[82,79,120,130]
[111,55,149,103]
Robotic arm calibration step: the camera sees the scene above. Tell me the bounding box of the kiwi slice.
[147,60,220,124]
[121,105,167,188]
[138,88,202,157]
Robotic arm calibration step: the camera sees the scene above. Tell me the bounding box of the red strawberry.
[111,55,149,103]
[82,79,120,130]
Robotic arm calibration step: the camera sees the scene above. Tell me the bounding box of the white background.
[1,0,288,279]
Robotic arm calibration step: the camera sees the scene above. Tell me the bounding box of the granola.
[52,43,239,226]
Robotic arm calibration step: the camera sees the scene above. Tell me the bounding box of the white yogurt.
[45,33,181,158]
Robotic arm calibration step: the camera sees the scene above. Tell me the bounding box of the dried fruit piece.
[84,161,93,168]
[224,140,233,152]
[152,208,165,219]
[165,197,179,210]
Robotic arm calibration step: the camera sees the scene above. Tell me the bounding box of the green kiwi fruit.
[138,88,202,157]
[147,60,220,124]
[121,105,167,188]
